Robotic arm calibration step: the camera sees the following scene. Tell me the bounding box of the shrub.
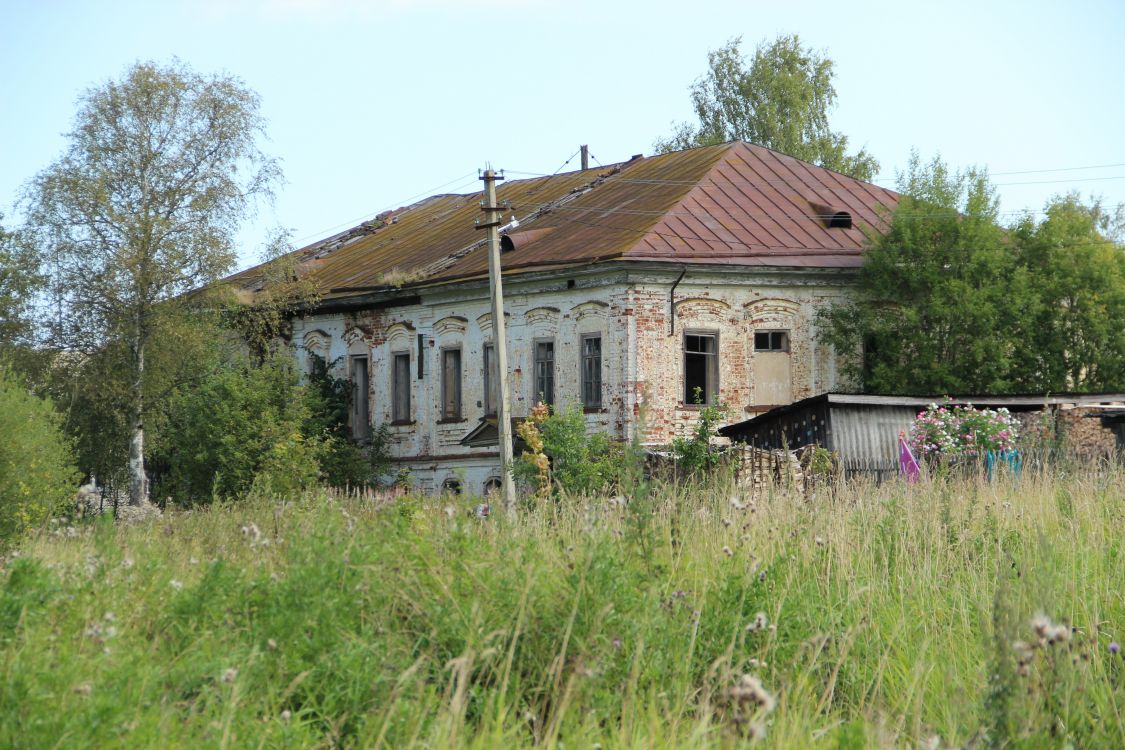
[908,403,1020,460]
[303,355,391,487]
[670,388,731,479]
[515,403,624,496]
[155,355,322,503]
[0,368,79,541]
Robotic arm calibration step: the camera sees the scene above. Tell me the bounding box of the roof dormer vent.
[810,202,853,229]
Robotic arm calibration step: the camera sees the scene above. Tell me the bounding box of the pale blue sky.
[3,0,1123,269]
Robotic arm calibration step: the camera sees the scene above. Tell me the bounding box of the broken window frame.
[392,351,412,424]
[754,330,790,352]
[580,333,602,409]
[349,355,370,441]
[683,330,719,406]
[533,338,555,407]
[441,346,462,421]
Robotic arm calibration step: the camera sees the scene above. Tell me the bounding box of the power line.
[553,212,1121,254]
[875,161,1125,181]
[550,150,582,176]
[518,198,1046,222]
[290,170,479,245]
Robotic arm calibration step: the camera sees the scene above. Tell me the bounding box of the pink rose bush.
[908,403,1020,460]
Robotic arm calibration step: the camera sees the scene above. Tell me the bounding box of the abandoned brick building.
[229,141,901,493]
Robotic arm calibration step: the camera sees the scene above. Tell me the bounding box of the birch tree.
[656,35,879,181]
[24,60,280,506]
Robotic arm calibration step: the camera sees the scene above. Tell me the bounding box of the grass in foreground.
[3,469,1125,748]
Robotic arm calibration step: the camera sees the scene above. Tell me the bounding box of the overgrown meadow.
[3,469,1125,748]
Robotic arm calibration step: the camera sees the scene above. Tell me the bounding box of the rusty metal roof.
[226,141,901,300]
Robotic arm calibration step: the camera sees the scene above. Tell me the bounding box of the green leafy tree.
[1009,195,1125,391]
[0,213,42,351]
[154,353,320,504]
[655,35,878,181]
[819,153,1027,393]
[23,60,280,506]
[820,153,1125,395]
[0,368,79,542]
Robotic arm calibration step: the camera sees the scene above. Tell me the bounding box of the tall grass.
[3,469,1124,748]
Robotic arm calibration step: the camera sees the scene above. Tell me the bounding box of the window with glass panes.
[441,347,462,420]
[483,343,498,416]
[581,334,602,408]
[683,331,719,405]
[392,352,411,423]
[534,340,555,406]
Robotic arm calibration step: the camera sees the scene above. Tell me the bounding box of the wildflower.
[746,657,768,668]
[241,523,261,543]
[221,668,238,684]
[267,639,278,651]
[726,673,776,713]
[722,518,732,527]
[722,546,733,557]
[730,497,747,511]
[1031,613,1052,639]
[189,557,199,566]
[746,612,769,633]
[280,709,291,722]
[758,570,768,582]
[671,590,687,600]
[73,683,93,696]
[611,637,623,650]
[814,536,826,546]
[1110,642,1121,655]
[121,557,134,569]
[169,579,183,591]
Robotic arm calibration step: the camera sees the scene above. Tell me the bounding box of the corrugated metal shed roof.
[226,141,903,301]
[719,391,1125,438]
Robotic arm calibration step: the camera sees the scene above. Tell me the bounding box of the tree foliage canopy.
[23,59,281,504]
[819,152,1125,394]
[0,214,42,350]
[655,35,879,181]
[25,59,280,351]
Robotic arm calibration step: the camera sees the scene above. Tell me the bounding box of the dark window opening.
[483,344,499,416]
[441,478,462,495]
[441,348,462,420]
[534,340,555,406]
[392,352,411,423]
[683,332,718,405]
[581,334,602,408]
[754,331,789,352]
[349,355,370,440]
[483,477,502,495]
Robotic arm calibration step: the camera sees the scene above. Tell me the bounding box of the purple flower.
[1111,641,1121,655]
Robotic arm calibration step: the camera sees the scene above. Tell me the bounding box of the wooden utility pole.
[478,168,517,515]
[580,144,589,171]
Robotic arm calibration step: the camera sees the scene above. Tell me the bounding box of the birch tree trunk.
[128,335,147,506]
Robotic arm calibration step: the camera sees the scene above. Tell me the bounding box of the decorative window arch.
[433,316,468,337]
[302,329,331,375]
[570,300,608,324]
